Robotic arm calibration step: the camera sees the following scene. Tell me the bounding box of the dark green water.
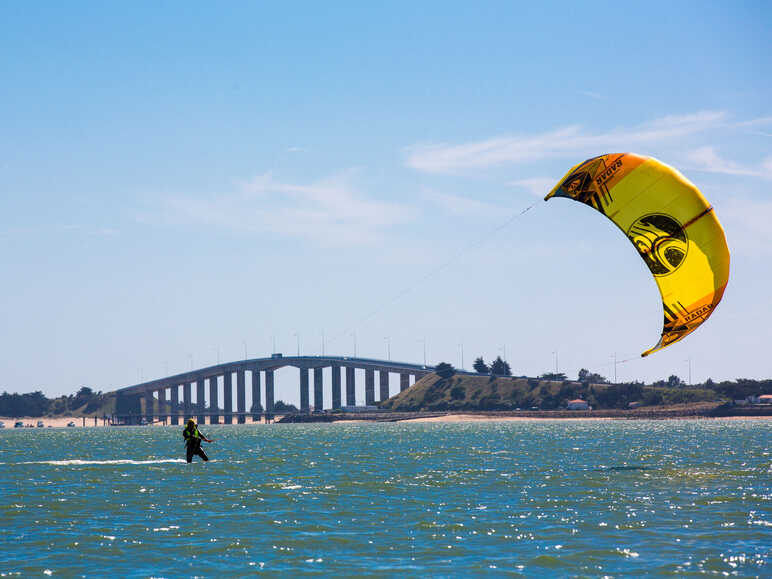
[1,420,770,577]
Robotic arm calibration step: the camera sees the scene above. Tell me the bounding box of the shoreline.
[3,406,771,428]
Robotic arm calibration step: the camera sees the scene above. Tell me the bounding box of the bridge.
[116,354,439,425]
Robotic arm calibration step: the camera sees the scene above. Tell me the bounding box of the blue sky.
[1,1,770,402]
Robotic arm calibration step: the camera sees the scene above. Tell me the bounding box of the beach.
[0,416,108,428]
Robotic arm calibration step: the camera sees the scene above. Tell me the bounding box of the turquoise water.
[1,420,770,577]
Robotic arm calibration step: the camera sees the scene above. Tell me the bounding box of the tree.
[273,400,298,413]
[667,375,683,388]
[490,356,511,376]
[450,385,465,400]
[539,372,567,381]
[473,357,489,374]
[435,362,456,379]
[578,368,607,383]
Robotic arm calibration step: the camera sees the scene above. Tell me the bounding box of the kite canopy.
[545,153,730,357]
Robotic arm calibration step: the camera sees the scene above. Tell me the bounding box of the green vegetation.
[1,387,115,417]
[273,400,298,413]
[381,373,772,412]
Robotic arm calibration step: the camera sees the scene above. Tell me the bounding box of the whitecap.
[14,459,187,466]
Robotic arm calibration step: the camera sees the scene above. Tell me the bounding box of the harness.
[184,425,200,442]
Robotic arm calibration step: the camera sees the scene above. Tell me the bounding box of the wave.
[9,459,189,466]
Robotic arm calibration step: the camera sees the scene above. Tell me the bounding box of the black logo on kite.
[559,155,619,214]
[627,214,688,276]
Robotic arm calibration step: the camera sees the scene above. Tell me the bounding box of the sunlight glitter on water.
[0,420,770,576]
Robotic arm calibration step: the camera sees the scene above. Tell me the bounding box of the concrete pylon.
[331,364,341,409]
[209,376,219,424]
[265,370,275,412]
[251,369,261,419]
[145,390,154,423]
[223,372,233,424]
[300,367,309,412]
[183,382,192,420]
[163,387,171,423]
[380,370,389,401]
[365,369,375,406]
[196,378,205,424]
[237,370,246,424]
[313,367,323,411]
[171,385,180,425]
[400,373,409,392]
[345,366,356,406]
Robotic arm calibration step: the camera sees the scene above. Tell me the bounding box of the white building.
[567,399,590,410]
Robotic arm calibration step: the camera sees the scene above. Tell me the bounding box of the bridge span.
[116,355,438,425]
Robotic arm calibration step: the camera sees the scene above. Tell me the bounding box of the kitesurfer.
[183,419,213,463]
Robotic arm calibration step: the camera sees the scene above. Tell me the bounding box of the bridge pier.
[365,369,375,405]
[183,382,192,420]
[380,370,389,401]
[224,372,233,424]
[197,378,205,424]
[251,369,261,419]
[237,370,246,424]
[346,366,356,406]
[331,364,341,409]
[265,370,275,412]
[209,376,219,424]
[145,390,154,423]
[400,373,410,392]
[299,368,309,412]
[314,367,323,410]
[171,385,180,425]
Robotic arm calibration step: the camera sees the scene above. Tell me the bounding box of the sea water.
[0,420,769,577]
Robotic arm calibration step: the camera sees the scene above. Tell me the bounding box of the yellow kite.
[545,153,730,357]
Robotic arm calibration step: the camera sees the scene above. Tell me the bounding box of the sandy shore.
[0,416,111,428]
[0,415,281,428]
[399,413,617,423]
[3,412,770,428]
[397,413,772,423]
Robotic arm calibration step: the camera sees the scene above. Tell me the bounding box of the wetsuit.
[183,424,209,463]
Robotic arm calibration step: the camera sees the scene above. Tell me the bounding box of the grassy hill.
[380,373,721,412]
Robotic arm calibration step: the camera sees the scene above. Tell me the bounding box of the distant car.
[67,421,76,427]
[37,421,44,428]
[14,421,24,428]
[530,406,539,410]
[0,421,5,428]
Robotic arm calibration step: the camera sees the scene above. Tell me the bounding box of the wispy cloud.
[0,225,119,237]
[421,190,499,216]
[406,111,728,173]
[508,177,559,197]
[145,171,414,246]
[685,146,772,179]
[721,198,772,256]
[580,90,605,100]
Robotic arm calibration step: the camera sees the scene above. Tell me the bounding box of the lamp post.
[384,337,391,361]
[458,343,464,370]
[242,340,247,360]
[552,350,558,374]
[685,358,692,386]
[350,332,357,357]
[293,332,300,356]
[611,353,618,384]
